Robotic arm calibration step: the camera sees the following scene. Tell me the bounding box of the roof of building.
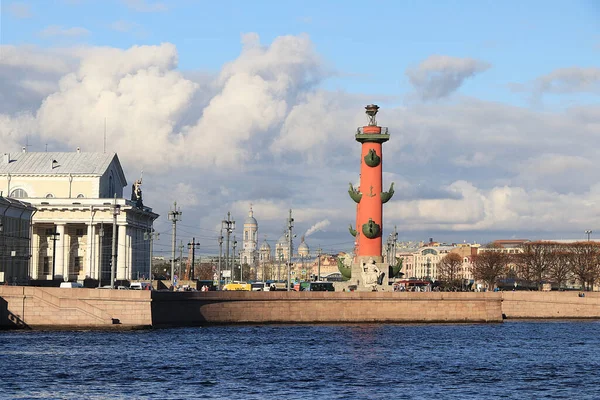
[260,241,271,250]
[0,151,123,179]
[0,195,36,211]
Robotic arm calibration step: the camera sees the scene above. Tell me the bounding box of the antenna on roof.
[104,117,107,154]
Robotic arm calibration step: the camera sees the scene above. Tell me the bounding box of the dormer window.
[10,188,27,198]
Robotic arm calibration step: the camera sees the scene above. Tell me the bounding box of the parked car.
[222,281,251,291]
[130,282,152,290]
[60,282,83,288]
[251,282,271,291]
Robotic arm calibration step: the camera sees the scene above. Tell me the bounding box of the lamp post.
[49,229,60,281]
[222,212,235,284]
[168,202,182,288]
[316,247,322,282]
[217,231,223,290]
[144,229,159,287]
[188,237,200,281]
[287,209,294,291]
[586,230,592,241]
[98,223,104,287]
[232,236,238,280]
[110,196,121,289]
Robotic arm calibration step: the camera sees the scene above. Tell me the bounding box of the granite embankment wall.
[150,291,502,326]
[501,291,600,319]
[0,286,152,329]
[4,288,600,329]
[0,288,501,328]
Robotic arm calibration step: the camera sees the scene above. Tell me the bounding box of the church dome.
[244,207,257,226]
[277,235,287,246]
[298,239,309,256]
[260,241,271,251]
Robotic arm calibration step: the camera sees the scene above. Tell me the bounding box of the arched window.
[245,231,248,240]
[10,188,27,198]
[77,194,85,198]
[45,193,54,198]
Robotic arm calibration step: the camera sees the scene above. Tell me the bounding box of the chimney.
[3,153,9,164]
[76,147,80,154]
[22,147,26,153]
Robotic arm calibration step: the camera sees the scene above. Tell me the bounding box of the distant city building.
[0,195,36,284]
[0,149,158,283]
[241,206,258,266]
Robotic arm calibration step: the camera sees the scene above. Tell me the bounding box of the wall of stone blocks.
[0,286,152,328]
[501,291,600,319]
[150,291,504,326]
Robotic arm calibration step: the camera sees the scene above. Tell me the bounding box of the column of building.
[55,223,66,279]
[117,224,127,280]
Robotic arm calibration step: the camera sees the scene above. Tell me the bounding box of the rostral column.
[348,105,394,266]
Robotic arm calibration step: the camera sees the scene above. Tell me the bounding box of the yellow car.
[222,281,251,291]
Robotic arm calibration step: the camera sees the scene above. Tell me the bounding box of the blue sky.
[1,0,599,255]
[2,0,598,106]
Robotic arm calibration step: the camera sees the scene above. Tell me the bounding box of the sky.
[1,0,599,258]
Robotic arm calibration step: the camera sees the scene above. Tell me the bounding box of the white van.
[60,282,84,288]
[130,282,152,290]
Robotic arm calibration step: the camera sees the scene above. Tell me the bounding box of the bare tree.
[438,253,463,288]
[472,249,510,290]
[566,242,599,291]
[516,241,559,289]
[546,247,573,290]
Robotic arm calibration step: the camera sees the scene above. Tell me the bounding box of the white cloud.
[406,55,491,100]
[534,67,600,95]
[2,35,600,247]
[40,25,90,37]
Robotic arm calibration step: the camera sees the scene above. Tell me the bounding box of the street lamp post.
[585,230,593,291]
[144,229,159,287]
[168,202,182,288]
[50,229,60,281]
[217,231,223,290]
[110,196,121,289]
[187,238,200,281]
[232,236,238,281]
[222,212,235,284]
[316,247,322,282]
[287,209,294,291]
[98,223,104,287]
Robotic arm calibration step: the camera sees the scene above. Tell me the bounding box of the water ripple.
[1,321,600,399]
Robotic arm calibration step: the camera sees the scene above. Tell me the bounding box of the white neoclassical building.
[0,149,158,284]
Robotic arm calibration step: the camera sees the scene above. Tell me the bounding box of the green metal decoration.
[337,257,352,280]
[363,148,381,167]
[362,218,381,239]
[348,224,357,237]
[348,182,362,203]
[381,182,395,204]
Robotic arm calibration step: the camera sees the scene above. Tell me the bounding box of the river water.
[1,321,599,399]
